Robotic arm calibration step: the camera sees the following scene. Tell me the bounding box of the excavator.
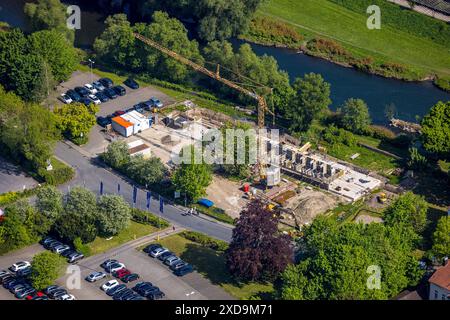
[133,33,275,181]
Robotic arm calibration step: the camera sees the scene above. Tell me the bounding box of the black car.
[121,273,139,283]
[132,281,153,292]
[40,236,54,246]
[49,289,67,299]
[174,264,194,277]
[95,91,109,103]
[97,116,111,128]
[104,88,118,99]
[61,249,76,258]
[0,273,13,284]
[139,285,161,297]
[80,97,92,106]
[124,78,139,90]
[158,251,173,261]
[66,89,81,102]
[112,85,126,96]
[43,285,62,295]
[16,267,32,278]
[45,240,62,250]
[74,86,90,97]
[15,287,36,299]
[99,77,114,88]
[147,290,165,300]
[143,243,162,254]
[106,284,127,296]
[3,278,24,289]
[113,288,134,300]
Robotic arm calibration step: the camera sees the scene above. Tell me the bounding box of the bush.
[73,237,92,257]
[194,205,236,225]
[0,192,20,206]
[130,208,170,229]
[435,77,450,92]
[367,125,396,141]
[39,166,74,185]
[180,230,228,251]
[322,125,357,147]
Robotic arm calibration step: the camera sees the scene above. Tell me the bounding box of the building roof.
[413,0,450,14]
[122,110,147,125]
[429,261,450,290]
[112,116,133,128]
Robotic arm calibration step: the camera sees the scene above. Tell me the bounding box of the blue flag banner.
[159,196,164,213]
[133,186,137,204]
[100,181,104,195]
[146,191,151,209]
[117,183,121,194]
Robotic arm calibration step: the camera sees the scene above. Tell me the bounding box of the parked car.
[0,273,13,285]
[61,249,76,258]
[101,279,119,292]
[164,255,181,266]
[198,198,214,208]
[133,103,145,113]
[99,77,114,88]
[52,244,70,254]
[59,93,73,104]
[16,267,32,278]
[139,286,161,297]
[43,285,63,295]
[106,284,127,296]
[92,81,106,92]
[88,94,101,105]
[100,259,119,269]
[15,287,36,299]
[97,116,111,127]
[95,91,109,103]
[149,97,164,109]
[0,270,10,278]
[40,236,54,246]
[149,247,169,258]
[147,290,165,300]
[105,262,126,273]
[26,291,46,300]
[142,100,153,110]
[174,264,194,277]
[113,268,130,279]
[112,85,126,96]
[113,110,125,117]
[44,240,61,250]
[9,261,31,273]
[113,288,134,300]
[169,261,187,271]
[132,282,153,292]
[80,97,93,106]
[68,252,84,263]
[10,283,30,294]
[121,273,139,283]
[74,86,90,97]
[143,243,162,254]
[158,251,174,261]
[104,88,118,99]
[3,278,24,289]
[57,294,75,300]
[48,288,68,299]
[85,271,106,282]
[84,83,98,94]
[66,89,81,102]
[124,78,139,89]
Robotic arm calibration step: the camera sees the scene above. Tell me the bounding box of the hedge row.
[180,230,228,252]
[131,208,170,229]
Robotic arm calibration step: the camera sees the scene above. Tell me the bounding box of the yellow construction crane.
[133,33,273,129]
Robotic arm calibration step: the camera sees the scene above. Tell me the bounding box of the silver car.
[85,271,106,282]
[149,247,168,258]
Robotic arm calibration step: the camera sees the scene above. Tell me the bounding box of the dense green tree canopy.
[338,98,371,133]
[102,140,131,169]
[125,155,168,187]
[54,102,98,144]
[96,195,131,237]
[36,186,63,223]
[431,216,450,259]
[30,251,65,290]
[420,101,450,158]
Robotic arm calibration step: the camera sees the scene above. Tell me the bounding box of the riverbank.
[241,0,450,93]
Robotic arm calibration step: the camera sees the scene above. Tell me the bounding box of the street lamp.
[88,59,95,84]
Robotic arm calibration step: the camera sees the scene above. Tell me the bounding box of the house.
[112,110,151,137]
[428,260,450,300]
[127,140,151,158]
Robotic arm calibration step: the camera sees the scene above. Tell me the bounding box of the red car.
[26,291,45,300]
[113,110,125,117]
[113,268,131,279]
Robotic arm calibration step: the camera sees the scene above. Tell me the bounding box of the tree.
[0,210,33,251]
[36,186,63,223]
[421,101,450,158]
[339,98,371,133]
[226,200,293,281]
[55,187,99,243]
[407,147,427,171]
[383,192,428,234]
[96,195,131,237]
[30,251,65,290]
[287,73,331,132]
[29,29,78,82]
[431,216,450,259]
[102,140,131,169]
[24,0,74,43]
[54,102,99,144]
[172,147,212,201]
[126,155,168,186]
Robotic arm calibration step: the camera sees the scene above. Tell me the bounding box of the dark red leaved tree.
[225,199,293,281]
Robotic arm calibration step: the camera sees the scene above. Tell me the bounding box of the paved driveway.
[0,156,38,194]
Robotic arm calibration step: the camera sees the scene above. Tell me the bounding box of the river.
[1,0,449,123]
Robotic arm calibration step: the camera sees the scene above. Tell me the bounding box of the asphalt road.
[54,142,233,243]
[0,156,38,194]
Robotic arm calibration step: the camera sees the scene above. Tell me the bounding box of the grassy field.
[257,0,450,78]
[87,221,157,255]
[156,234,275,300]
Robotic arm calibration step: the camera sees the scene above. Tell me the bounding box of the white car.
[101,279,119,292]
[53,244,70,254]
[84,83,98,94]
[88,94,101,105]
[9,261,31,272]
[92,81,105,92]
[57,294,76,300]
[149,247,168,258]
[59,94,73,104]
[109,263,125,273]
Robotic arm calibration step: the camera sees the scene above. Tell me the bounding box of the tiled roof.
[429,262,450,290]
